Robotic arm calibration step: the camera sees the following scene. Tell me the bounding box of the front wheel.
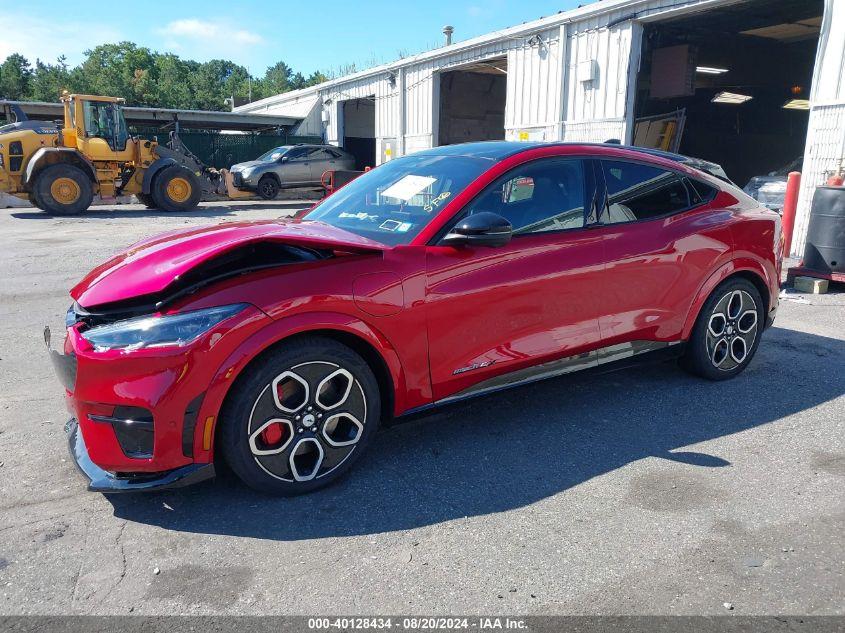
[257,175,280,200]
[681,278,764,380]
[219,337,381,495]
[151,165,202,212]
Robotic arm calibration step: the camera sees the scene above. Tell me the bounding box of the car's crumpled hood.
[70,220,387,308]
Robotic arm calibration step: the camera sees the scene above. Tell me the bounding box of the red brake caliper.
[260,422,287,447]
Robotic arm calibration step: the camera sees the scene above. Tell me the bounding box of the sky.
[2,0,586,75]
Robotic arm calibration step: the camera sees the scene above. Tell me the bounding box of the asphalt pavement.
[0,200,842,615]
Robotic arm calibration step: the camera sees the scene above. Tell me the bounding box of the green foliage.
[0,44,326,110]
[0,54,34,100]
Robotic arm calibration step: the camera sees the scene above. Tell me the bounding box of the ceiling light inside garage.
[696,66,729,75]
[712,91,753,104]
[783,99,811,110]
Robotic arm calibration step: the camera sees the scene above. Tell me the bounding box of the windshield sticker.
[424,191,451,213]
[396,222,413,233]
[381,175,437,201]
[379,219,402,232]
[339,211,378,221]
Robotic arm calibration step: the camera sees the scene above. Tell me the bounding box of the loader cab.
[62,93,132,161]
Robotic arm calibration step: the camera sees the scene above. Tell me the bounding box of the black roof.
[414,140,730,181]
[416,140,698,162]
[416,141,548,160]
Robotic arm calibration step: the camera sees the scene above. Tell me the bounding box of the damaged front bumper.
[230,171,255,190]
[65,418,215,493]
[44,303,271,492]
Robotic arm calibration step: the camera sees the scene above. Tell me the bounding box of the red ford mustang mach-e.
[47,142,782,494]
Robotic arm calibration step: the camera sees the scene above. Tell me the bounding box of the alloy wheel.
[259,180,278,199]
[247,361,367,482]
[705,289,758,371]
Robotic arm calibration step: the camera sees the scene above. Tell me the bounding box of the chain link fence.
[133,129,322,169]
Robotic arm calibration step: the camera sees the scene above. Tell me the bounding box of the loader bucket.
[220,169,252,199]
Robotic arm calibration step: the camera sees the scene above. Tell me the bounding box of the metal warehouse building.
[237,0,844,255]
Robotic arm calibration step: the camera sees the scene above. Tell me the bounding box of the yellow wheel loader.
[0,92,228,215]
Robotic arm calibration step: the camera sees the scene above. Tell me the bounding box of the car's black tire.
[136,192,156,209]
[257,175,280,200]
[219,336,381,495]
[33,164,93,215]
[151,165,202,212]
[681,277,765,381]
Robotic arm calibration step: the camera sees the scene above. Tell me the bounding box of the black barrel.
[803,185,845,273]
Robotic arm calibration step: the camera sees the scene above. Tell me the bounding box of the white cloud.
[158,19,263,45]
[0,13,123,66]
[152,19,267,67]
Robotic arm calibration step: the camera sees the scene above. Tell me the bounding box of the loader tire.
[152,165,201,212]
[28,193,44,210]
[136,192,156,209]
[33,164,93,215]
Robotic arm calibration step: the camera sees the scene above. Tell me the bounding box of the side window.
[601,160,691,223]
[464,159,586,235]
[285,147,310,160]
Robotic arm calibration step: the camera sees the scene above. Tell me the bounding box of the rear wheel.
[33,164,93,215]
[151,165,201,212]
[681,278,764,380]
[219,337,381,495]
[257,175,280,200]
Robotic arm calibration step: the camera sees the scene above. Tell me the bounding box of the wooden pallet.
[786,265,845,284]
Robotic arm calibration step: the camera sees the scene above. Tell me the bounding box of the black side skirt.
[401,340,685,419]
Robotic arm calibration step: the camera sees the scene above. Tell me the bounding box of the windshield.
[303,154,490,246]
[82,100,128,151]
[257,146,292,162]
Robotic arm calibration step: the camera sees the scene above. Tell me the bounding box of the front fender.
[23,147,96,187]
[191,311,407,463]
[681,258,774,340]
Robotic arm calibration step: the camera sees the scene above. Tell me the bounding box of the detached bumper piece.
[45,326,77,392]
[66,418,215,493]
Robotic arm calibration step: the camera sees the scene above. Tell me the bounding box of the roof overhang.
[0,100,302,131]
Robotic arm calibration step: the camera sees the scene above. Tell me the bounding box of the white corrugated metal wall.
[504,27,563,142]
[794,0,845,257]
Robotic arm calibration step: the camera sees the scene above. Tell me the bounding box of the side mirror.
[441,212,513,248]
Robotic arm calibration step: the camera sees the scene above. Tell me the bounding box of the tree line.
[0,43,328,111]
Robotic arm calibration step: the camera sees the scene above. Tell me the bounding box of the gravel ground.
[0,201,842,616]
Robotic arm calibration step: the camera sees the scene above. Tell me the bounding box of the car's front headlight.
[81,304,248,352]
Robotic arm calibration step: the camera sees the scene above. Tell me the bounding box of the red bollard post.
[781,171,801,257]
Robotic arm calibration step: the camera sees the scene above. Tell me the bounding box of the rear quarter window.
[687,178,718,203]
[601,160,691,223]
